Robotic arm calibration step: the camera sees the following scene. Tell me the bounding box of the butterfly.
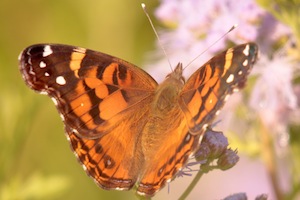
[19,42,258,197]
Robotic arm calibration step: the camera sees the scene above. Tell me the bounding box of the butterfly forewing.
[180,43,258,134]
[19,44,158,138]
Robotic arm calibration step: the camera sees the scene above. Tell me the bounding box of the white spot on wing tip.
[66,135,71,141]
[72,128,79,134]
[43,45,53,57]
[56,76,66,85]
[198,135,204,144]
[59,113,65,121]
[224,94,231,102]
[73,152,79,159]
[51,97,58,106]
[243,44,250,56]
[39,61,46,68]
[226,74,234,83]
[75,47,87,53]
[202,124,208,130]
[28,57,32,65]
[233,88,240,92]
[115,187,126,191]
[39,91,48,95]
[18,51,23,61]
[136,191,144,196]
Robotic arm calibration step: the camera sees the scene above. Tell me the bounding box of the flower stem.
[178,169,204,200]
[260,119,284,200]
[178,164,217,200]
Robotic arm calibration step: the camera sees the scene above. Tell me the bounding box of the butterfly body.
[19,43,258,196]
[143,63,184,144]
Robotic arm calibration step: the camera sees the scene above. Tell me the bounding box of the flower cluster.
[178,129,239,178]
[195,129,239,171]
[149,0,300,199]
[224,193,268,200]
[149,0,299,148]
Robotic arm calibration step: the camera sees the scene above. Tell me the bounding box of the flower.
[217,148,239,170]
[224,193,247,200]
[178,129,239,176]
[151,0,266,78]
[194,129,229,161]
[249,51,299,147]
[149,1,300,198]
[148,0,297,138]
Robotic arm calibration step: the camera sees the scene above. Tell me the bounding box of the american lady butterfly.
[19,43,258,196]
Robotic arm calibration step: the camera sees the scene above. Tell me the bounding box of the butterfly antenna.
[141,3,173,71]
[184,24,238,70]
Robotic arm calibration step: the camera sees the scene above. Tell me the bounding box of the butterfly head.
[153,63,185,107]
[166,63,185,84]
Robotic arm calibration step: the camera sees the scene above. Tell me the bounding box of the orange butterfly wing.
[19,44,158,190]
[180,43,258,134]
[137,118,200,196]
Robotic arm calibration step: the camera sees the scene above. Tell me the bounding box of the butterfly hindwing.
[137,124,200,196]
[179,43,258,134]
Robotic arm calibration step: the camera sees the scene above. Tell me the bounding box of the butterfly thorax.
[153,63,184,111]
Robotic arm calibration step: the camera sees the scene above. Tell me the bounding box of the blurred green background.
[0,0,158,199]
